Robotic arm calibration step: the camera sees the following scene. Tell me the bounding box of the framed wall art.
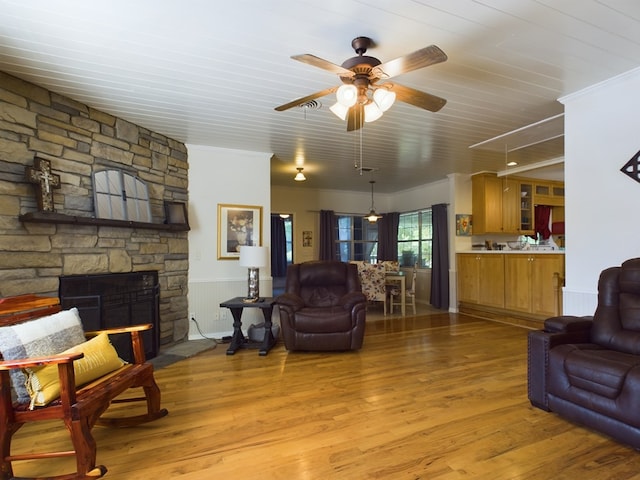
[456,214,472,236]
[302,230,312,247]
[217,204,262,259]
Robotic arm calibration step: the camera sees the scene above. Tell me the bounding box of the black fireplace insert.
[59,271,159,361]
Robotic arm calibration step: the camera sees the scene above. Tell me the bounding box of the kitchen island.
[457,250,564,327]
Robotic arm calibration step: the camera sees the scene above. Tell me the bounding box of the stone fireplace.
[0,72,190,350]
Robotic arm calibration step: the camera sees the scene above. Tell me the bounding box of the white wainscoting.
[562,287,597,317]
[188,277,273,340]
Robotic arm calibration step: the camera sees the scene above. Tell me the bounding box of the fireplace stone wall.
[0,72,190,349]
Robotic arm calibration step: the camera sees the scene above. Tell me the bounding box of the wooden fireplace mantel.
[19,211,190,231]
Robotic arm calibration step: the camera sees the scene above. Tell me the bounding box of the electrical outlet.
[190,312,196,321]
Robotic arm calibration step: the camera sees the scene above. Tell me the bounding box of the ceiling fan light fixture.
[336,84,358,107]
[275,38,448,131]
[373,88,396,112]
[330,102,349,120]
[364,101,383,123]
[294,167,306,182]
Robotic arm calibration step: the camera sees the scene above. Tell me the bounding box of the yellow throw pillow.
[25,332,125,408]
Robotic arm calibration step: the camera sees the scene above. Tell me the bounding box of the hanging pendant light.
[365,180,382,223]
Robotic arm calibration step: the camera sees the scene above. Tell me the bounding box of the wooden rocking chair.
[0,295,168,480]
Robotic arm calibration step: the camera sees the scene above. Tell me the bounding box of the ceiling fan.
[274,36,448,131]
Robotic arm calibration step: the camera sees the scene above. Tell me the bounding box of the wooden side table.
[219,297,277,356]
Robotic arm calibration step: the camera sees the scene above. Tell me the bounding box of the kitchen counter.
[462,249,564,254]
[457,251,565,325]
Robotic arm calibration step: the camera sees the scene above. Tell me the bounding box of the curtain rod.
[306,205,449,215]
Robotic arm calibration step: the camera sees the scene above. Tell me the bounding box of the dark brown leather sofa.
[275,260,367,351]
[528,257,640,449]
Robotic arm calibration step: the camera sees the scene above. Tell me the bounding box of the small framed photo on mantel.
[164,201,189,226]
[217,204,263,260]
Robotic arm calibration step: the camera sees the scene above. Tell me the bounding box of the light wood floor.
[10,310,640,479]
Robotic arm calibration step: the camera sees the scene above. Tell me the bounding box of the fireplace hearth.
[59,271,159,362]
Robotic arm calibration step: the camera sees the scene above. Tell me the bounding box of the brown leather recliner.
[276,260,367,351]
[528,257,640,449]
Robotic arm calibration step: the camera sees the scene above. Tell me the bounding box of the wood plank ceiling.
[1,0,639,192]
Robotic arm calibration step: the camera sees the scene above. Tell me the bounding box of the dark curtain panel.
[378,212,399,261]
[319,210,336,261]
[270,215,287,277]
[430,203,449,310]
[535,205,552,240]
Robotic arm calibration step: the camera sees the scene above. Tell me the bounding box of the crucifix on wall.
[25,157,61,212]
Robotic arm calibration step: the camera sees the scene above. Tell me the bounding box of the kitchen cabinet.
[457,253,505,308]
[519,182,534,234]
[504,254,564,317]
[534,181,565,206]
[472,173,504,234]
[501,178,520,233]
[472,173,537,234]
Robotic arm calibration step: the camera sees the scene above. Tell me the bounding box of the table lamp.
[238,245,267,302]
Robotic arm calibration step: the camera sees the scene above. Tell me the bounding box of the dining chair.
[354,262,388,315]
[389,264,417,315]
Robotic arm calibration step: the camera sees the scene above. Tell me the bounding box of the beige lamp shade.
[239,246,267,268]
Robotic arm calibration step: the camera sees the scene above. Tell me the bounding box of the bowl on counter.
[507,241,527,250]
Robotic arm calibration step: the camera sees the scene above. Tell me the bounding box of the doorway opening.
[271,213,293,295]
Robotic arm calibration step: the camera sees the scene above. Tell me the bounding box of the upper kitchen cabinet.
[533,181,565,206]
[519,182,534,233]
[472,173,503,234]
[472,173,535,235]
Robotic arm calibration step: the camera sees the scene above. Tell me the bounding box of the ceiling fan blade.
[372,45,447,79]
[274,86,338,112]
[387,83,447,112]
[346,104,364,132]
[291,54,355,78]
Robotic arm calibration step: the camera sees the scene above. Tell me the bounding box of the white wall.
[560,67,640,315]
[187,144,272,338]
[448,173,473,312]
[388,178,449,212]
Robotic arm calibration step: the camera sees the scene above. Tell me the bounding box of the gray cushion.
[0,308,86,403]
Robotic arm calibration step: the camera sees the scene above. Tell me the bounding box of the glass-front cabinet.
[519,182,533,234]
[535,183,550,196]
[534,180,565,206]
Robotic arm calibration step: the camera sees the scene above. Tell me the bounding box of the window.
[397,209,432,268]
[283,216,293,264]
[335,215,378,262]
[93,170,151,222]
